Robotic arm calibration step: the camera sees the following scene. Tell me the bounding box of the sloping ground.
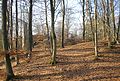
[0,41,120,81]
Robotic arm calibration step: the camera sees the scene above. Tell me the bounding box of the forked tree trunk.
[50,0,57,65]
[2,0,14,80]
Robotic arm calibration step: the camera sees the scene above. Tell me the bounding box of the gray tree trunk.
[44,0,49,38]
[50,0,57,65]
[107,0,111,48]
[94,0,98,58]
[110,0,116,43]
[116,1,120,43]
[102,0,106,39]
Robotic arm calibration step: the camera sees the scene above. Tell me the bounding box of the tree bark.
[116,1,120,43]
[15,0,19,64]
[82,0,85,40]
[110,0,116,43]
[28,0,33,58]
[2,0,14,80]
[61,0,65,48]
[107,0,111,48]
[50,0,57,65]
[10,0,13,50]
[44,0,49,38]
[94,0,98,58]
[102,0,106,39]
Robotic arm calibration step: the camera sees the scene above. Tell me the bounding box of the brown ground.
[0,41,120,81]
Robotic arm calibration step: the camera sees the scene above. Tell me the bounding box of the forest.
[0,0,120,81]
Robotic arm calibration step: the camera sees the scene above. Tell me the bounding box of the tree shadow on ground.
[13,65,120,81]
[58,48,94,53]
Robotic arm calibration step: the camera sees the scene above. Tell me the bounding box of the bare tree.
[50,0,57,65]
[44,0,49,38]
[61,0,65,48]
[28,0,33,58]
[110,0,116,43]
[2,0,14,80]
[116,0,120,43]
[107,0,111,48]
[10,0,13,50]
[94,0,98,58]
[15,0,19,64]
[82,0,85,40]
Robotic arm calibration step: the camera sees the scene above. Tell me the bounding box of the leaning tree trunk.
[28,0,33,58]
[50,0,57,65]
[2,0,14,80]
[61,0,65,48]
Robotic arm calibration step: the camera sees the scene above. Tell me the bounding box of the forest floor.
[0,41,120,81]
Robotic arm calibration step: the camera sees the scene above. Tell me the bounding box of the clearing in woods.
[0,41,120,81]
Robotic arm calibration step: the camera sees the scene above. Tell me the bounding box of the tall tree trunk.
[50,0,57,65]
[2,0,14,80]
[10,0,13,50]
[82,0,85,40]
[61,0,65,48]
[107,0,111,48]
[110,0,116,43]
[44,0,49,38]
[16,0,19,64]
[20,0,23,49]
[116,1,120,43]
[94,0,98,58]
[28,0,33,58]
[102,0,106,40]
[87,0,94,42]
